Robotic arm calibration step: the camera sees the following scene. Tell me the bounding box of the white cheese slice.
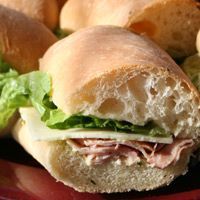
[19,107,173,144]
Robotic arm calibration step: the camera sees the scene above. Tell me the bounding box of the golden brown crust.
[60,0,200,57]
[0,5,57,73]
[129,0,200,57]
[42,0,59,30]
[0,0,59,30]
[60,0,148,32]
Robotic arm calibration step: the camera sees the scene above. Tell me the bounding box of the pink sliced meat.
[147,139,194,169]
[67,138,194,168]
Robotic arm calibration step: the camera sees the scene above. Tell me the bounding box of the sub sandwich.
[0,5,57,135]
[1,26,199,192]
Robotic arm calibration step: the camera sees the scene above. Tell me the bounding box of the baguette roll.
[0,5,57,136]
[40,26,200,139]
[0,0,59,30]
[60,0,200,58]
[13,26,200,192]
[0,5,57,74]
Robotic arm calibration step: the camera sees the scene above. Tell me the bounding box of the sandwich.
[60,0,200,58]
[4,26,200,193]
[0,0,59,30]
[0,5,57,135]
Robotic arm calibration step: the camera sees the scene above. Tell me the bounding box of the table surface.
[0,138,200,200]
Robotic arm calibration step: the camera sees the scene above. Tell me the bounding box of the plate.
[0,138,200,200]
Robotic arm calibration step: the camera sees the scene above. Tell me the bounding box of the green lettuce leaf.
[0,71,50,129]
[0,57,18,94]
[45,113,169,137]
[0,64,170,137]
[182,54,200,91]
[0,57,20,127]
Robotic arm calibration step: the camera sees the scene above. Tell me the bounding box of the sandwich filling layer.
[0,60,197,169]
[67,138,193,168]
[19,107,194,169]
[0,66,171,140]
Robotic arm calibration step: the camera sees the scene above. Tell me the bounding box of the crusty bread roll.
[40,26,200,139]
[13,26,200,193]
[0,0,59,30]
[0,5,57,73]
[12,119,196,193]
[60,0,200,58]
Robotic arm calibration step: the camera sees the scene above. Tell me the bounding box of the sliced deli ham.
[147,139,194,169]
[67,138,194,168]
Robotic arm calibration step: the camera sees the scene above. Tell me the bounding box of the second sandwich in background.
[0,0,59,30]
[60,0,200,58]
[1,26,199,193]
[0,5,57,135]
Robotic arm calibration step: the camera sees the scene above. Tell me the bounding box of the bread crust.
[12,119,194,193]
[40,26,200,138]
[129,0,200,57]
[0,5,57,73]
[40,26,196,111]
[0,0,59,30]
[60,0,200,57]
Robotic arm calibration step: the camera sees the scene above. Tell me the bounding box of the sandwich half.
[8,26,200,193]
[0,5,57,135]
